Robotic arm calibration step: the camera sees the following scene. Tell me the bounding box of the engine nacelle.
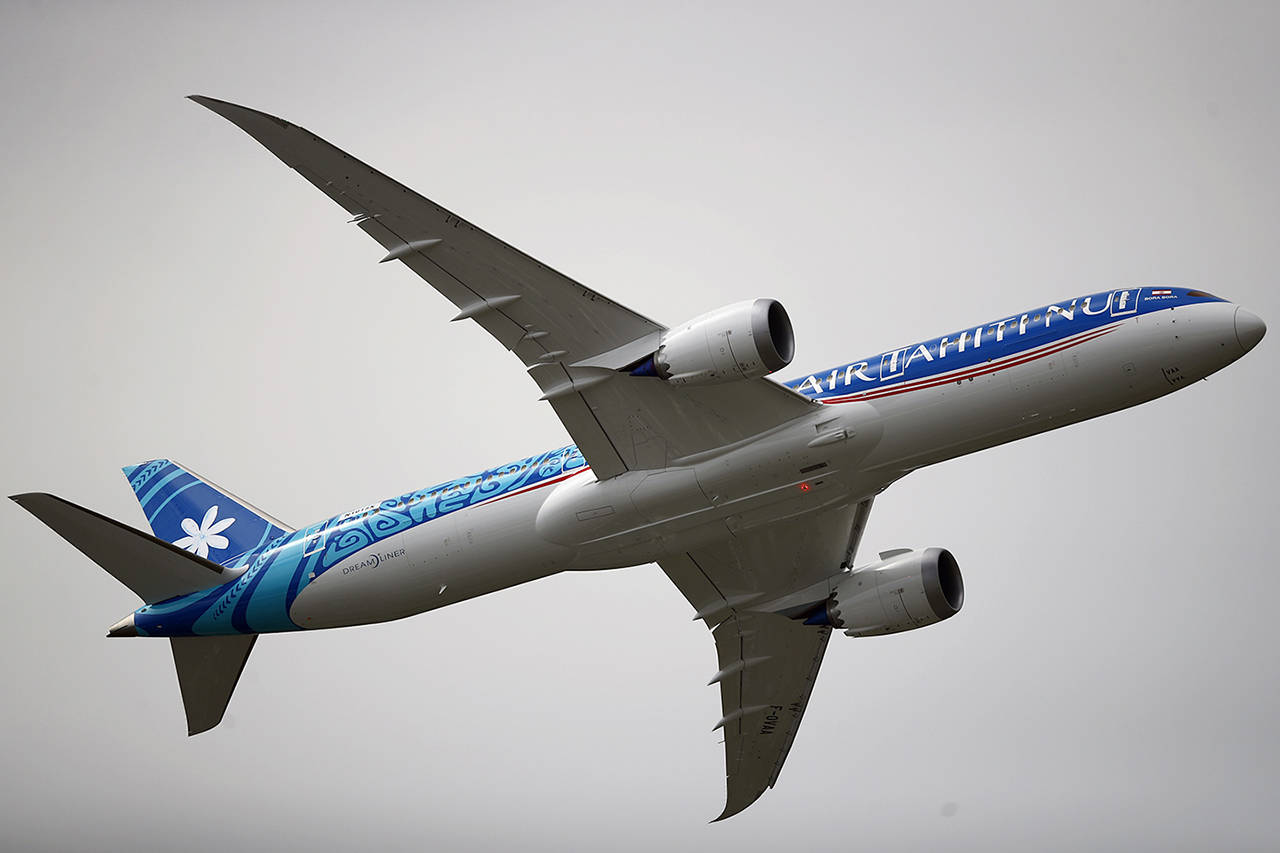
[824,547,964,637]
[635,298,794,385]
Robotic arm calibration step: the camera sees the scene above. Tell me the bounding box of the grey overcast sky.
[2,2,1277,850]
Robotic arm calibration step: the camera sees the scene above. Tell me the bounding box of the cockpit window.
[1186,290,1216,298]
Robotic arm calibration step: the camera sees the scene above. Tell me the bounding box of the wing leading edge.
[190,96,816,478]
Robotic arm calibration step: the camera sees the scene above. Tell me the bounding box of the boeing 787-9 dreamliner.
[13,97,1267,820]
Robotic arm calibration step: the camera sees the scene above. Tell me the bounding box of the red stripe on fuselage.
[484,466,592,506]
[817,322,1121,405]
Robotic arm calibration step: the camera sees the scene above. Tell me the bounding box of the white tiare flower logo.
[174,505,236,559]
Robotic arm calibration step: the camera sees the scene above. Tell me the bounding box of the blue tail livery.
[122,460,292,568]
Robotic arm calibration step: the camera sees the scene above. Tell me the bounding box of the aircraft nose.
[1234,307,1267,353]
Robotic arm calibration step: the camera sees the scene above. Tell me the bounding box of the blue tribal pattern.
[123,460,289,567]
[131,445,587,637]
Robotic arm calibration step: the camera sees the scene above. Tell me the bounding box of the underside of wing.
[658,498,875,819]
[710,611,831,820]
[661,499,871,625]
[192,97,816,478]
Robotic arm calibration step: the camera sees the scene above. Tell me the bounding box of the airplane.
[11,96,1266,821]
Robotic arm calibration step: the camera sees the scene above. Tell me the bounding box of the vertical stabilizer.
[122,460,292,567]
[170,634,258,735]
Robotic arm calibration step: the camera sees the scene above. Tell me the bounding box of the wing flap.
[539,375,629,477]
[579,374,816,469]
[662,501,864,627]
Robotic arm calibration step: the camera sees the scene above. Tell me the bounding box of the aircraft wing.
[659,498,873,819]
[706,611,831,821]
[192,97,817,478]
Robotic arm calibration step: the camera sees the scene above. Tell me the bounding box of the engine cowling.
[824,547,964,637]
[635,298,794,385]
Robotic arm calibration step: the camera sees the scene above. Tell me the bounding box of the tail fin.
[11,492,259,736]
[171,635,257,735]
[122,459,291,567]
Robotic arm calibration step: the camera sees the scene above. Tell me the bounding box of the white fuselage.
[287,300,1249,630]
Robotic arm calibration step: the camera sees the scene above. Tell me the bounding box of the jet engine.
[821,547,964,637]
[631,298,794,385]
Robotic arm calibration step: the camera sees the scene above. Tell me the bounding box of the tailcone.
[107,613,138,637]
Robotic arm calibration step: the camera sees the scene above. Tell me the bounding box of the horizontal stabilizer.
[171,634,257,735]
[11,493,229,604]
